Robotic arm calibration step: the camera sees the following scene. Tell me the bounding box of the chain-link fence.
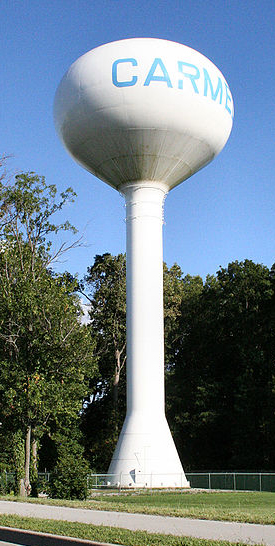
[0,471,15,493]
[0,471,50,494]
[87,472,189,489]
[186,472,275,492]
[2,471,275,493]
[87,472,275,492]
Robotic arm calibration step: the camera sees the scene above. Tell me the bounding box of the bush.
[48,439,90,500]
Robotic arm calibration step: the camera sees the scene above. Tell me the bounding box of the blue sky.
[1,0,275,280]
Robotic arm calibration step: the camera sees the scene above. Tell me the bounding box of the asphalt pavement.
[0,500,275,545]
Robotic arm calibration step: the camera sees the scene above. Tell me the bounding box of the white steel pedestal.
[108,182,189,488]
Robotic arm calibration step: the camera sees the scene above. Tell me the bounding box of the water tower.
[54,38,233,488]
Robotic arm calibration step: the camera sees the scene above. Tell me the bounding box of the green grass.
[1,490,275,524]
[0,514,263,546]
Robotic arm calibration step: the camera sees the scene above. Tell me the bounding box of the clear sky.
[1,0,275,280]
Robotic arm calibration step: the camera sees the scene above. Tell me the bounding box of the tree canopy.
[0,169,97,495]
[167,260,275,471]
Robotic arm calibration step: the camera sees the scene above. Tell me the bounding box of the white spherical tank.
[54,38,233,191]
[54,38,233,488]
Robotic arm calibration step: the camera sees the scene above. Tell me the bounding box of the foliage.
[0,171,77,260]
[48,437,90,500]
[167,260,275,471]
[12,432,25,494]
[0,169,97,494]
[164,264,203,371]
[80,253,127,470]
[84,252,127,407]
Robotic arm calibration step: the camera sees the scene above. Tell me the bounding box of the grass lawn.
[1,489,275,524]
[0,513,264,546]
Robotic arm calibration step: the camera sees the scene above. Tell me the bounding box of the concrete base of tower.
[107,412,190,488]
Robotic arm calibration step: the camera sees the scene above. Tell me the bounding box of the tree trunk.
[23,425,32,496]
[114,348,123,410]
[32,438,38,473]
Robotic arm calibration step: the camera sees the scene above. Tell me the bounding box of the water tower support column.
[107,182,189,488]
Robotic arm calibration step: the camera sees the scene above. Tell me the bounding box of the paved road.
[0,500,275,545]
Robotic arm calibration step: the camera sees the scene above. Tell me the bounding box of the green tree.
[164,264,203,371]
[0,171,97,495]
[165,271,205,468]
[80,253,127,470]
[83,253,127,411]
[168,260,275,471]
[215,260,275,469]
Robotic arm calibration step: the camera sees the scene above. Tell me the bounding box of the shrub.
[49,438,90,500]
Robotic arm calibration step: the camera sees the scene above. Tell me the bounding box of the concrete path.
[0,500,275,545]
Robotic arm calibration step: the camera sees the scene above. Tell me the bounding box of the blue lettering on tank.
[224,82,233,117]
[178,62,200,93]
[144,58,172,87]
[203,69,223,104]
[111,56,233,119]
[112,58,138,87]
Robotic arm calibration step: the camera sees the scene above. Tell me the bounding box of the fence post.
[208,473,211,489]
[233,473,236,491]
[259,473,262,492]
